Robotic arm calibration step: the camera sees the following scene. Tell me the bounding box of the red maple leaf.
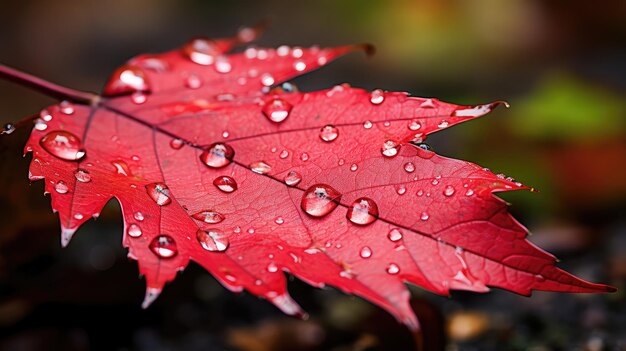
[1,26,614,329]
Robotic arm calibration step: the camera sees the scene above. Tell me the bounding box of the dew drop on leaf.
[200,143,234,168]
[74,169,91,183]
[360,246,372,259]
[267,263,279,273]
[363,120,373,129]
[319,125,339,142]
[131,92,147,104]
[213,175,237,193]
[396,186,407,195]
[145,182,172,206]
[294,60,306,71]
[404,162,415,173]
[284,171,302,187]
[111,160,131,176]
[350,164,358,172]
[127,224,142,238]
[262,98,292,123]
[465,189,474,196]
[275,217,284,225]
[40,130,86,161]
[103,66,150,96]
[408,120,421,131]
[261,73,275,86]
[54,181,69,194]
[134,212,145,221]
[250,161,271,174]
[170,138,184,150]
[149,235,178,258]
[438,120,449,128]
[300,153,309,162]
[183,38,217,65]
[386,263,400,275]
[444,185,455,197]
[301,184,342,218]
[196,229,229,252]
[59,101,75,115]
[185,74,202,89]
[388,228,403,242]
[191,210,225,224]
[279,150,289,159]
[381,140,400,158]
[347,197,379,226]
[370,89,385,105]
[420,212,430,221]
[214,56,232,73]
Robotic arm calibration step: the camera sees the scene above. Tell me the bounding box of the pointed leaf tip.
[141,287,162,309]
[60,226,76,248]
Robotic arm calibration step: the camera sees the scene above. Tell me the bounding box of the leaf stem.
[0,63,99,105]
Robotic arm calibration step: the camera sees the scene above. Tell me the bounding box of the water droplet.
[59,101,75,115]
[404,162,415,173]
[370,89,385,105]
[275,217,284,225]
[301,184,342,217]
[145,182,172,206]
[40,131,86,161]
[200,143,234,168]
[196,229,229,252]
[396,186,407,195]
[262,98,292,123]
[149,235,178,258]
[40,109,53,121]
[127,224,142,237]
[350,164,358,172]
[73,213,83,220]
[360,246,372,258]
[293,60,306,71]
[170,138,184,150]
[134,212,145,221]
[420,212,429,221]
[388,228,403,242]
[103,66,150,96]
[432,179,439,185]
[222,131,229,139]
[443,185,455,197]
[34,119,48,131]
[363,120,373,129]
[213,176,237,193]
[247,228,255,234]
[465,189,474,196]
[420,98,437,108]
[408,120,421,131]
[381,140,400,158]
[131,92,147,104]
[74,169,91,183]
[185,74,202,89]
[192,210,225,224]
[437,120,449,128]
[267,263,279,273]
[183,38,217,65]
[214,56,232,73]
[300,153,309,162]
[347,197,379,226]
[250,161,271,174]
[417,190,424,196]
[284,171,302,186]
[386,263,400,275]
[111,160,131,176]
[261,73,275,86]
[2,123,15,135]
[279,150,289,159]
[54,181,69,194]
[319,125,339,142]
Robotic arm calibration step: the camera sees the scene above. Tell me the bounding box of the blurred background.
[0,0,624,350]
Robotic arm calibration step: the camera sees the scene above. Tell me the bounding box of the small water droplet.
[437,120,449,128]
[465,189,474,196]
[275,217,284,225]
[420,98,437,108]
[145,182,172,206]
[183,38,217,65]
[59,101,75,115]
[213,176,238,193]
[319,125,339,142]
[134,212,145,221]
[381,140,400,158]
[103,67,150,96]
[388,228,403,242]
[396,186,407,195]
[54,181,69,194]
[408,120,421,131]
[363,120,373,129]
[34,119,48,131]
[262,98,292,123]
[267,263,279,273]
[284,171,302,186]
[250,161,271,174]
[40,110,53,121]
[300,153,309,162]
[443,185,455,197]
[301,184,342,217]
[73,213,83,220]
[350,164,358,172]
[214,56,232,73]
[200,143,235,168]
[111,160,131,176]
[370,89,385,105]
[127,224,142,237]
[40,131,86,161]
[386,263,400,275]
[261,73,275,86]
[192,210,225,224]
[404,162,415,173]
[74,169,91,183]
[196,229,229,252]
[222,131,229,139]
[170,138,184,150]
[247,228,255,234]
[432,179,439,185]
[185,74,202,89]
[279,150,289,159]
[416,190,424,196]
[360,246,372,258]
[347,197,379,226]
[293,60,306,71]
[420,212,429,221]
[131,92,147,104]
[149,235,178,258]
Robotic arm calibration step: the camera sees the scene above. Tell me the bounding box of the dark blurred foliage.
[0,1,625,350]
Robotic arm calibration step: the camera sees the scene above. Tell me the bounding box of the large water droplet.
[145,182,172,206]
[319,125,339,142]
[54,181,69,194]
[284,171,302,186]
[213,176,237,193]
[386,263,400,275]
[301,184,342,217]
[262,98,292,123]
[267,263,279,273]
[40,131,86,161]
[196,229,229,252]
[381,140,400,158]
[347,197,379,226]
[404,162,415,173]
[127,224,142,238]
[200,143,234,168]
[360,246,372,258]
[250,161,271,174]
[396,186,407,195]
[192,210,225,224]
[103,66,150,96]
[443,185,455,197]
[74,169,91,183]
[370,89,385,105]
[388,228,403,242]
[149,235,178,258]
[183,38,217,65]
